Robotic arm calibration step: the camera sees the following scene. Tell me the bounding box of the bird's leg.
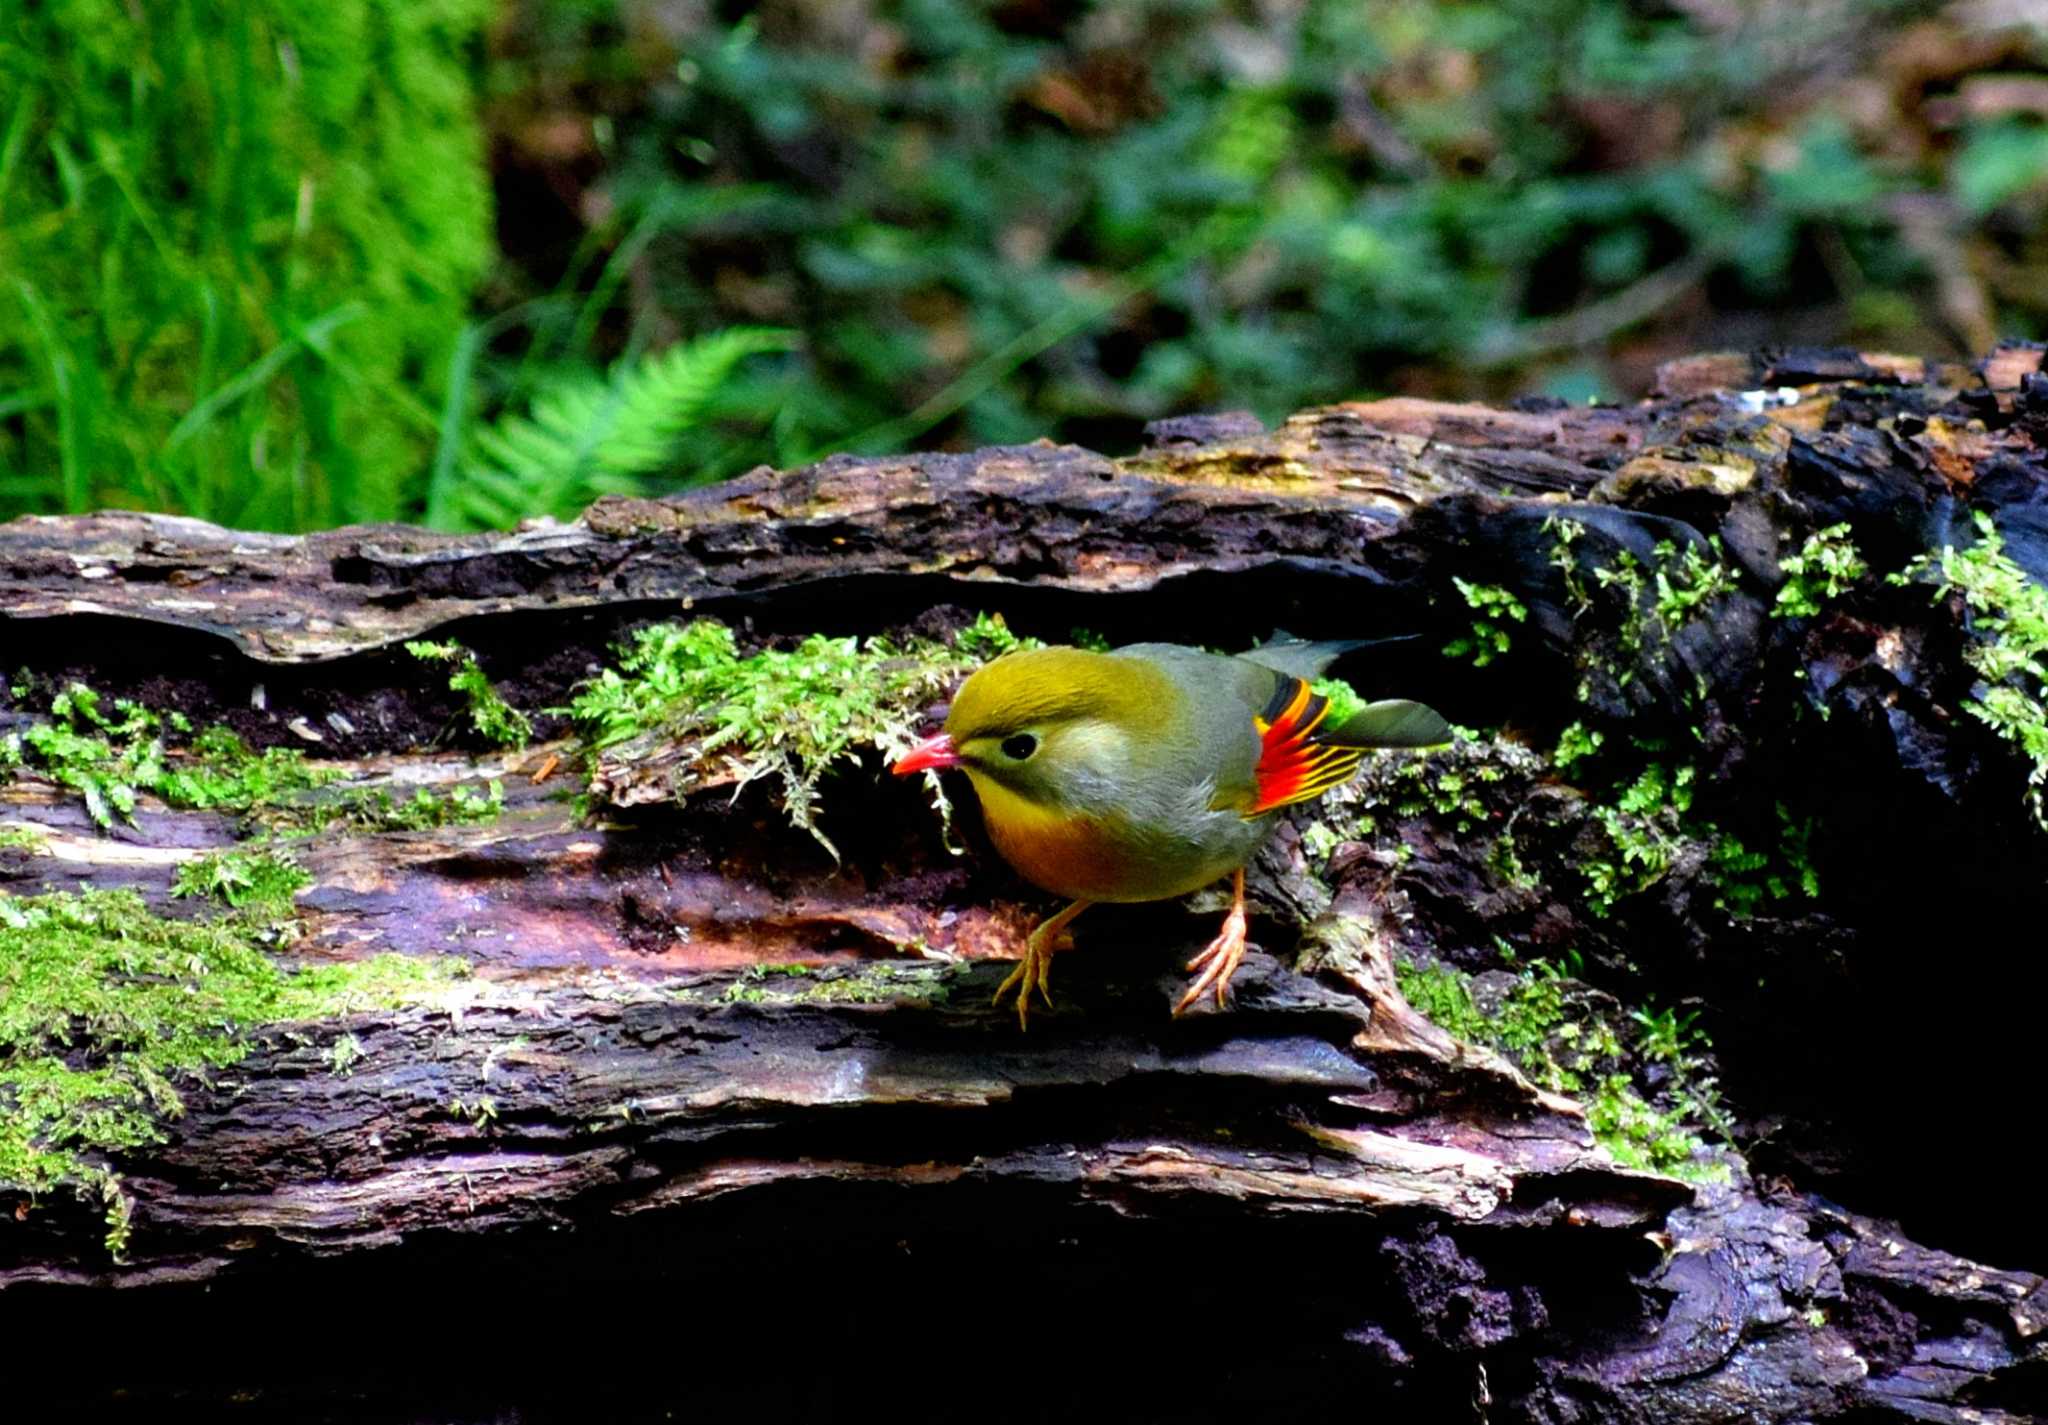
[1175,868,1249,1015]
[993,898,1092,1031]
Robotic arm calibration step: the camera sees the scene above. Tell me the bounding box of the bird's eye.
[1002,733,1039,760]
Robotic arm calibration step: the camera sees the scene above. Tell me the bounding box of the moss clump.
[1442,579,1529,668]
[706,961,957,1008]
[567,612,1032,856]
[407,640,533,749]
[0,824,49,854]
[1,684,332,829]
[1396,955,1727,1182]
[1546,518,1738,689]
[1900,511,2048,827]
[170,848,312,912]
[257,779,507,838]
[1649,537,1737,630]
[1774,523,1869,619]
[0,887,468,1254]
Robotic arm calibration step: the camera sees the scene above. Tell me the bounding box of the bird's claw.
[992,921,1075,1031]
[991,947,1053,1030]
[1174,905,1249,1015]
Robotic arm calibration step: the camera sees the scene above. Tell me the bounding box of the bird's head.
[891,647,1169,807]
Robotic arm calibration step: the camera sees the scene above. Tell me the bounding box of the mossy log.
[3,345,2046,1422]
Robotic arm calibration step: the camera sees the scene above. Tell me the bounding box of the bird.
[891,637,1450,1028]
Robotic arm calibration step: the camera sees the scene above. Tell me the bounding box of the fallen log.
[1,344,2044,1421]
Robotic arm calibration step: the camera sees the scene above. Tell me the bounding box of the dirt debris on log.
[1,344,2046,1421]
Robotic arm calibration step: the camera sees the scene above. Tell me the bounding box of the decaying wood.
[3,343,2046,1421]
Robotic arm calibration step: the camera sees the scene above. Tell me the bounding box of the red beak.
[893,733,962,775]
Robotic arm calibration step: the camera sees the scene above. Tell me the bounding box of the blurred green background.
[2,0,2044,531]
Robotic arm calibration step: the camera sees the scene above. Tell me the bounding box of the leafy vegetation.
[0,0,494,529]
[0,886,468,1253]
[482,0,2044,481]
[1443,579,1528,667]
[1775,524,1870,619]
[291,781,507,836]
[0,678,513,837]
[1650,538,1737,630]
[170,848,312,913]
[705,961,956,1009]
[9,3,2042,530]
[430,327,794,529]
[0,824,49,854]
[0,684,332,829]
[1902,512,2048,826]
[407,640,533,749]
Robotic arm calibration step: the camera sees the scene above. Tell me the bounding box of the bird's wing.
[1244,676,1363,813]
[1244,679,1452,815]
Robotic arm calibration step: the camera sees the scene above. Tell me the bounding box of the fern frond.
[448,326,794,528]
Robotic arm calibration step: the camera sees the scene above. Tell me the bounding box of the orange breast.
[984,805,1135,902]
[971,775,1141,902]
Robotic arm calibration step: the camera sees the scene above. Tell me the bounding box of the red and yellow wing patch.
[1246,677,1367,815]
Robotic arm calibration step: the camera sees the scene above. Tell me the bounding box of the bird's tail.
[1326,699,1452,748]
[1241,630,1420,680]
[1246,631,1451,748]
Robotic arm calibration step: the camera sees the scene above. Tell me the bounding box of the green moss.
[0,824,48,854]
[1553,720,1605,774]
[1395,963,1495,1044]
[1705,804,1821,917]
[269,779,506,836]
[1311,673,1367,726]
[952,612,1033,661]
[170,848,311,913]
[1650,537,1737,629]
[406,640,532,749]
[566,614,1037,857]
[705,961,956,1008]
[1547,514,1593,613]
[1,685,333,829]
[1899,512,2048,826]
[1443,578,1529,667]
[328,1033,366,1077]
[447,1095,498,1127]
[1585,1074,1712,1176]
[1545,519,1736,692]
[1548,728,1819,921]
[1774,523,1869,619]
[1396,955,1725,1181]
[0,886,468,1254]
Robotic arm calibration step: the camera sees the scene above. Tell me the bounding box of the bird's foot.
[1175,873,1249,1015]
[993,900,1090,1031]
[992,933,1058,1030]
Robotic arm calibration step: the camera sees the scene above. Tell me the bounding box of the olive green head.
[937,647,1171,802]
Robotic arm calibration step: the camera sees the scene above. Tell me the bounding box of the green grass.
[0,1,493,530]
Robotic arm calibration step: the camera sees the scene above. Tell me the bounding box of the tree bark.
[2,344,2045,1422]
